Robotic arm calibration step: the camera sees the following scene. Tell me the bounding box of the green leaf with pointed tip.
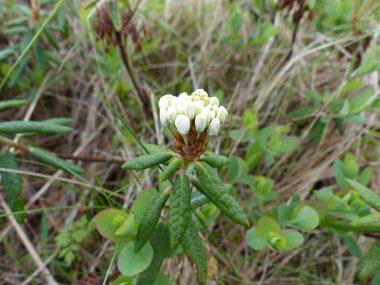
[159,159,183,182]
[246,228,267,250]
[0,151,25,223]
[0,99,29,111]
[0,121,73,134]
[93,209,133,242]
[358,167,373,186]
[135,190,170,252]
[118,241,154,277]
[122,152,172,170]
[199,153,229,168]
[334,159,349,189]
[192,164,249,227]
[351,213,380,229]
[195,162,232,209]
[347,179,380,212]
[359,240,380,279]
[169,174,191,249]
[30,148,84,174]
[281,229,304,251]
[181,220,208,284]
[139,224,170,285]
[256,216,280,238]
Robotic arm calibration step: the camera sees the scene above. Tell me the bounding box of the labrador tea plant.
[92,89,249,284]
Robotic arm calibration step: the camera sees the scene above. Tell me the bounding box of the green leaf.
[273,137,298,154]
[122,152,173,170]
[199,153,229,168]
[181,220,208,284]
[306,0,316,9]
[281,229,304,251]
[118,241,154,277]
[190,191,210,210]
[115,214,135,237]
[140,144,168,155]
[334,160,349,189]
[358,167,373,186]
[169,174,191,249]
[341,81,364,95]
[93,209,133,242]
[0,48,16,62]
[266,231,286,251]
[159,158,183,182]
[246,228,267,250]
[290,205,319,230]
[256,216,280,238]
[0,120,73,134]
[349,88,373,113]
[359,240,380,279]
[33,39,46,74]
[227,155,248,183]
[0,151,25,223]
[132,188,157,226]
[139,224,170,285]
[351,213,380,229]
[228,129,251,142]
[347,179,380,212]
[135,189,170,252]
[245,142,264,170]
[193,163,249,227]
[109,0,122,31]
[30,148,84,174]
[340,234,362,258]
[0,99,29,111]
[287,105,317,119]
[357,46,376,77]
[153,272,173,285]
[343,153,359,179]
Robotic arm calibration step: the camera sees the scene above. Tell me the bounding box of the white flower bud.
[167,105,178,123]
[175,115,191,135]
[184,101,197,120]
[217,106,228,123]
[178,92,188,100]
[160,108,168,126]
[194,102,203,115]
[208,118,220,136]
[195,113,207,133]
[159,94,174,110]
[210,97,219,106]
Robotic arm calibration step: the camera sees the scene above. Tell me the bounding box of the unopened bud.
[210,97,219,106]
[195,113,207,133]
[175,114,190,135]
[208,118,220,136]
[160,108,168,126]
[217,106,228,123]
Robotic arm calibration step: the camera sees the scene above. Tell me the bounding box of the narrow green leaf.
[0,99,29,111]
[0,48,16,62]
[159,159,182,182]
[0,121,73,134]
[30,148,84,174]
[358,167,373,186]
[0,151,25,223]
[347,179,380,212]
[169,174,191,249]
[135,190,170,252]
[118,241,154,277]
[199,153,229,168]
[139,224,170,285]
[341,234,362,258]
[191,179,249,227]
[190,192,209,210]
[33,39,46,74]
[359,240,380,279]
[181,220,208,284]
[122,152,172,170]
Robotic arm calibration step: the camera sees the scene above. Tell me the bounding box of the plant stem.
[0,135,29,152]
[115,31,151,113]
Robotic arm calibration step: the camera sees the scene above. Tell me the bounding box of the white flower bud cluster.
[159,89,228,137]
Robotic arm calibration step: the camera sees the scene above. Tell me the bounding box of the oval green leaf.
[93,209,133,242]
[118,241,154,277]
[246,228,267,250]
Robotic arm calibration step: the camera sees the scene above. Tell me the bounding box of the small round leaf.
[118,241,154,277]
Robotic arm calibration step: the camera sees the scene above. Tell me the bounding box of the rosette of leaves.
[92,148,249,284]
